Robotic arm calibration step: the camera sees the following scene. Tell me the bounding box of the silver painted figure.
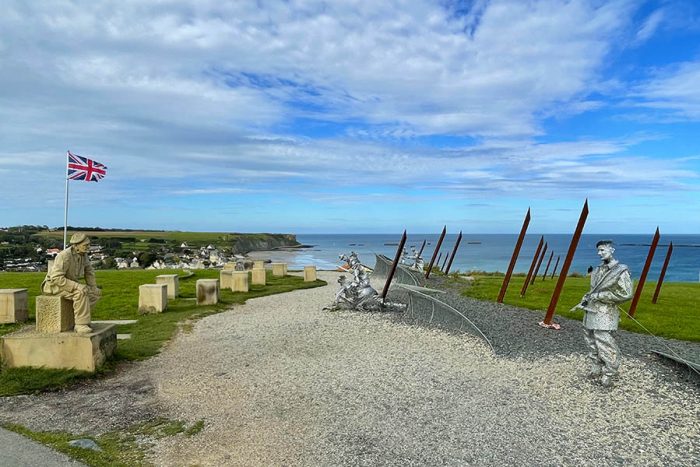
[409,246,425,271]
[572,240,633,387]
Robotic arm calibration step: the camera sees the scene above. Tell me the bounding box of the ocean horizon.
[259,233,700,283]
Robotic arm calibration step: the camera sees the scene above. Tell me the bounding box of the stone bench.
[138,284,168,313]
[0,289,29,324]
[251,268,266,286]
[272,263,287,277]
[196,279,220,305]
[232,271,249,292]
[35,295,74,333]
[220,269,233,289]
[304,265,317,282]
[155,274,179,299]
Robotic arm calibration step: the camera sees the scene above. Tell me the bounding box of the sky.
[1,0,700,234]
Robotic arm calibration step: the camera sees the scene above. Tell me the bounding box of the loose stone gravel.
[1,271,698,466]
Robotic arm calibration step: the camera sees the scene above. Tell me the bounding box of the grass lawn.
[455,273,700,342]
[0,269,326,395]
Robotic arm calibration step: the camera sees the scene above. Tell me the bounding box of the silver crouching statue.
[327,252,403,312]
[571,240,633,387]
[409,246,425,271]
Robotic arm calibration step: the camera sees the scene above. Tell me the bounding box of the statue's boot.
[74,324,93,334]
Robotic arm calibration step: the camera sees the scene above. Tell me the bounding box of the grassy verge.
[3,417,205,467]
[453,272,700,342]
[0,269,326,395]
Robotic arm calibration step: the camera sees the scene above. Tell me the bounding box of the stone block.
[0,289,29,324]
[304,265,317,282]
[251,268,266,286]
[220,270,233,289]
[253,260,265,269]
[36,295,74,333]
[138,284,168,314]
[197,279,220,305]
[272,263,287,277]
[223,262,237,270]
[155,274,179,299]
[232,271,249,292]
[1,323,117,372]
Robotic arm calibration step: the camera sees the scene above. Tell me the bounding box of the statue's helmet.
[69,233,90,245]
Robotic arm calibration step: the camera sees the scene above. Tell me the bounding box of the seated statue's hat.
[69,233,89,245]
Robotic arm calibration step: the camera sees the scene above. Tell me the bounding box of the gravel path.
[146,271,698,466]
[1,271,698,466]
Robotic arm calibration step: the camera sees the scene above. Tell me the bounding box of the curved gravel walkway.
[144,271,699,466]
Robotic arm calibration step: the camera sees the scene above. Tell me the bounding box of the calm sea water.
[274,234,700,283]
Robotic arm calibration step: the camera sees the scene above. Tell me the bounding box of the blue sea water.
[277,234,700,283]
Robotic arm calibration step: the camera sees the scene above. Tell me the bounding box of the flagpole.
[64,151,70,249]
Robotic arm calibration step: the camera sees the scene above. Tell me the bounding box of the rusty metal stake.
[441,252,450,272]
[544,200,589,325]
[418,239,427,257]
[652,242,673,304]
[381,230,407,300]
[629,227,660,317]
[531,242,548,285]
[444,231,463,275]
[551,255,560,279]
[497,208,531,303]
[425,226,446,279]
[435,252,443,271]
[520,235,543,297]
[542,251,554,281]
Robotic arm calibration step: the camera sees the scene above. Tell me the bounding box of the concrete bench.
[35,295,74,333]
[220,269,233,289]
[196,279,220,305]
[251,268,266,286]
[232,271,249,292]
[155,274,179,299]
[304,265,317,282]
[0,289,28,324]
[272,263,287,277]
[138,284,168,313]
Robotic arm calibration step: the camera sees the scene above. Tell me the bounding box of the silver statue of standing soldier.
[572,240,633,387]
[42,233,102,333]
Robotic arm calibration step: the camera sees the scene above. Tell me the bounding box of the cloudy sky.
[1,0,699,234]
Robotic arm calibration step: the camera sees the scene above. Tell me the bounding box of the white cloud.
[633,61,700,120]
[634,9,665,44]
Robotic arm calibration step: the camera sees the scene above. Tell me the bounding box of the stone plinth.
[304,266,317,282]
[253,260,265,269]
[155,274,179,299]
[272,263,287,277]
[220,270,233,289]
[1,323,117,372]
[197,279,220,305]
[223,262,236,270]
[0,289,29,324]
[36,295,74,333]
[139,284,168,314]
[231,271,249,292]
[251,268,266,286]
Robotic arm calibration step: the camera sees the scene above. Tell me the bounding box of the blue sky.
[1,0,699,234]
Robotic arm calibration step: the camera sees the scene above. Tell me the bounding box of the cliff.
[230,234,301,254]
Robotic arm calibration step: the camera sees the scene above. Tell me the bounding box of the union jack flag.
[67,151,107,182]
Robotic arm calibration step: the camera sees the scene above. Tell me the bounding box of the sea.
[263,234,700,283]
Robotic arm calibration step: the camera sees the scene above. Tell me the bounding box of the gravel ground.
[1,271,698,466]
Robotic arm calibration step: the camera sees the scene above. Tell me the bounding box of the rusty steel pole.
[435,252,443,270]
[544,200,589,325]
[381,230,407,300]
[542,251,554,281]
[497,208,531,303]
[444,231,463,275]
[441,252,450,271]
[550,255,561,279]
[425,226,446,279]
[628,227,660,317]
[520,235,544,297]
[418,239,427,257]
[531,242,548,285]
[652,242,673,304]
